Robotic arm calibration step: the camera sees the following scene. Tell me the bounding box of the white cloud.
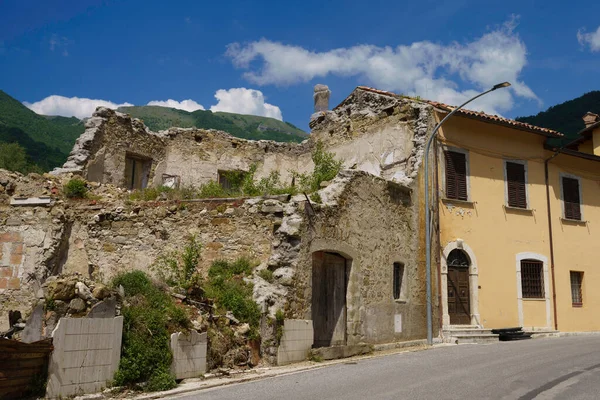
[49,34,71,56]
[226,18,536,115]
[210,88,283,120]
[24,95,133,119]
[577,26,600,52]
[147,99,205,112]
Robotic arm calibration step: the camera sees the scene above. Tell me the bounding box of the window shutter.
[506,162,527,208]
[562,177,581,220]
[445,151,468,201]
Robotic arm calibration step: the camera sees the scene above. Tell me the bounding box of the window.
[124,155,152,190]
[393,262,405,300]
[444,150,468,201]
[521,260,544,299]
[570,271,583,307]
[562,176,582,221]
[505,161,527,208]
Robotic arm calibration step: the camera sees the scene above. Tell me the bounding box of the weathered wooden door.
[447,265,471,325]
[312,252,347,347]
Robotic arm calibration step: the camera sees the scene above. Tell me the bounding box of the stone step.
[444,329,489,335]
[447,333,499,345]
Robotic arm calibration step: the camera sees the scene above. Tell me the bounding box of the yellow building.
[432,103,600,333]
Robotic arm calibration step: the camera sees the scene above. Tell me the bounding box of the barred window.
[570,271,583,307]
[393,262,405,300]
[521,260,544,299]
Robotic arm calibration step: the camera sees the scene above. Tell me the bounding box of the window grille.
[521,260,544,299]
[570,271,583,307]
[444,151,468,201]
[447,249,470,267]
[562,177,582,220]
[506,162,527,208]
[393,262,404,300]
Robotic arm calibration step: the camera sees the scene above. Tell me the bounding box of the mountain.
[516,91,600,142]
[0,90,85,172]
[117,106,308,143]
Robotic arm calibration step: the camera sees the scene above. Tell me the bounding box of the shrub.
[297,141,342,192]
[154,235,202,290]
[64,178,88,198]
[257,269,274,283]
[112,271,189,391]
[205,258,261,332]
[198,180,228,198]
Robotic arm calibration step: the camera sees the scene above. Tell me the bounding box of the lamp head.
[492,82,511,90]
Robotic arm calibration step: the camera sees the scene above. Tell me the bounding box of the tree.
[0,142,28,173]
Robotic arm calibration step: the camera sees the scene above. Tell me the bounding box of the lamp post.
[424,82,511,345]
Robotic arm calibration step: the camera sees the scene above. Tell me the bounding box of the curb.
[99,342,433,400]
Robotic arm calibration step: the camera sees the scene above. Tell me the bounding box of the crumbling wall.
[52,107,167,187]
[253,170,431,355]
[158,128,312,187]
[310,87,433,187]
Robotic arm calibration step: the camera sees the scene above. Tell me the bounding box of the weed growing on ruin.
[129,185,198,201]
[154,235,202,290]
[275,309,285,343]
[64,178,88,198]
[198,180,228,198]
[257,268,274,283]
[112,271,190,391]
[205,258,261,334]
[296,141,342,192]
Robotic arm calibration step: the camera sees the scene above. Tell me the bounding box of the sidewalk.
[77,340,434,400]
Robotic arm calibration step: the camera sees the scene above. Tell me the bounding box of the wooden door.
[447,265,471,325]
[312,252,347,347]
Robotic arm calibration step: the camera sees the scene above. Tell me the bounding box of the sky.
[1,0,600,131]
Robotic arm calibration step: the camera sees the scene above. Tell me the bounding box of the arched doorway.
[312,251,349,347]
[446,249,471,325]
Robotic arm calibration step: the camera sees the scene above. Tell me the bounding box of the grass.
[112,271,190,391]
[257,269,274,283]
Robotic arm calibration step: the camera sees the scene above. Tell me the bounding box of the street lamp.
[424,82,511,346]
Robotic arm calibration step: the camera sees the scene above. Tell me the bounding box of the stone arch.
[441,239,480,328]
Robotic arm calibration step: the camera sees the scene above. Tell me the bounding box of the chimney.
[582,111,599,128]
[313,84,331,113]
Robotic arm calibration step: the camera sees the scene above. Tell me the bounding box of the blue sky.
[1,0,600,131]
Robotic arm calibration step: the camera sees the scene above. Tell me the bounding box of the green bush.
[257,269,274,283]
[154,235,202,290]
[205,258,261,332]
[297,141,342,192]
[64,178,88,198]
[112,271,189,391]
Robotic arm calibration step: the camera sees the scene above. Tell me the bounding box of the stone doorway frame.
[441,239,480,328]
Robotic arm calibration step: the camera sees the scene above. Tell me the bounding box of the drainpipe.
[544,160,559,331]
[543,134,586,331]
[424,82,511,345]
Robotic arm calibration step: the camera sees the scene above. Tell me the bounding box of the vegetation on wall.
[63,178,88,198]
[127,141,343,201]
[112,271,190,391]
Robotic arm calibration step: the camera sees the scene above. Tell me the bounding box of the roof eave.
[544,143,600,162]
[436,109,563,139]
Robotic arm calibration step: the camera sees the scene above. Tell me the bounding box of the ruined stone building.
[1,86,440,359]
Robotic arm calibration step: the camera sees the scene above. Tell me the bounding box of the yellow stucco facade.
[435,114,600,333]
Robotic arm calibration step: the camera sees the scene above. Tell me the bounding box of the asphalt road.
[169,336,600,400]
